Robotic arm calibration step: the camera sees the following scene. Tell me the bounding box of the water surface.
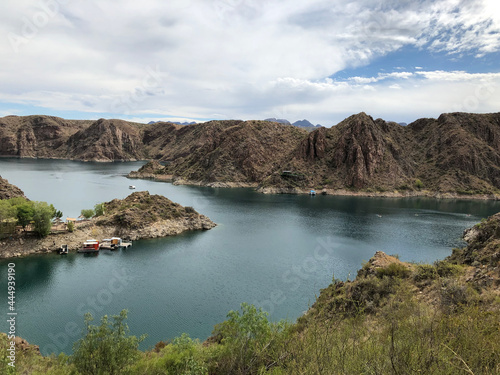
[1,158,498,355]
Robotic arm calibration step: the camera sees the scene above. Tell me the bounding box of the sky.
[1,0,499,126]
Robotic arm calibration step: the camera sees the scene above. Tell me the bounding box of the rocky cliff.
[1,112,500,195]
[0,175,26,200]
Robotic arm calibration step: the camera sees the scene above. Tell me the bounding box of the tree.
[67,221,74,232]
[80,209,95,219]
[32,201,53,237]
[15,201,34,231]
[211,303,274,374]
[0,200,16,237]
[94,203,105,217]
[50,203,63,220]
[71,310,145,375]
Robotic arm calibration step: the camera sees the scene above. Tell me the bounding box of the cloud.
[0,0,498,125]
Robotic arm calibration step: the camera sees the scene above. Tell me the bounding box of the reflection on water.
[1,158,499,355]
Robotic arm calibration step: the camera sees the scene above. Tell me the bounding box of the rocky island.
[0,191,216,259]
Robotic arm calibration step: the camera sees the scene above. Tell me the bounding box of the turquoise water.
[1,158,499,355]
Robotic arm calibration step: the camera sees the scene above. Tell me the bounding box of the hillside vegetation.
[2,213,499,374]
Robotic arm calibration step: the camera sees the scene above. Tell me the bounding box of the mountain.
[1,112,499,195]
[264,118,291,125]
[147,121,197,125]
[292,119,322,128]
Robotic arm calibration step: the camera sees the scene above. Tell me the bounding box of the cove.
[1,158,499,355]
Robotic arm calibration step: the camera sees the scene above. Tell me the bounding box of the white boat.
[129,185,136,189]
[309,190,316,196]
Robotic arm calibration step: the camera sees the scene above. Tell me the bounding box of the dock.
[100,237,132,250]
[77,237,132,254]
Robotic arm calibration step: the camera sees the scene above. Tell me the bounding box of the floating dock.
[100,237,132,250]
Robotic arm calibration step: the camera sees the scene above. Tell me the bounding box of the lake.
[1,158,499,355]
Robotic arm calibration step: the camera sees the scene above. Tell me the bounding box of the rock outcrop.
[0,191,215,259]
[0,176,26,200]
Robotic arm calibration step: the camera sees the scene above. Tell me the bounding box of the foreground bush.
[71,310,145,375]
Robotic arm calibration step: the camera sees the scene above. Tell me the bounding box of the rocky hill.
[0,191,215,258]
[1,112,500,195]
[0,175,26,200]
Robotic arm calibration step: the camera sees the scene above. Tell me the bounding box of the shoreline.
[128,173,500,201]
[0,216,216,260]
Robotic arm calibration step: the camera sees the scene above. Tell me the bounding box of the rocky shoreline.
[126,172,500,200]
[0,191,216,259]
[0,216,215,259]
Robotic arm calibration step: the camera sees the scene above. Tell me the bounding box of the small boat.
[309,190,316,196]
[59,244,68,254]
[129,185,136,189]
[78,239,100,253]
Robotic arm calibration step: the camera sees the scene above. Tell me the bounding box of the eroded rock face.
[0,176,26,200]
[1,112,500,194]
[0,333,41,356]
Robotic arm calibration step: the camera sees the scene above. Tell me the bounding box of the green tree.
[211,303,274,374]
[94,203,105,217]
[71,310,145,375]
[0,200,17,237]
[15,201,34,230]
[67,221,75,232]
[50,203,63,220]
[80,209,95,219]
[32,201,53,237]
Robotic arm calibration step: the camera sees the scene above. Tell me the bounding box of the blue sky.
[1,0,499,126]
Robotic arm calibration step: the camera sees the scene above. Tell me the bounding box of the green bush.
[210,303,284,374]
[413,264,438,283]
[376,263,410,279]
[94,203,105,217]
[435,260,463,277]
[80,209,95,219]
[71,310,145,375]
[67,221,74,232]
[414,179,424,189]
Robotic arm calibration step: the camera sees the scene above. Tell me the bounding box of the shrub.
[71,310,145,375]
[413,264,438,283]
[210,303,276,374]
[376,263,410,279]
[414,179,424,189]
[435,260,463,277]
[94,203,105,217]
[80,209,95,219]
[67,221,74,232]
[185,206,196,214]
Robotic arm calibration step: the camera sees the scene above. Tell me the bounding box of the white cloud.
[0,0,498,125]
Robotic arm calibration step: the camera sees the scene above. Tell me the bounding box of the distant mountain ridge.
[264,118,323,128]
[1,112,499,195]
[148,120,197,125]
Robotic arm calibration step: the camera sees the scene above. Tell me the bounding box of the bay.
[1,158,499,355]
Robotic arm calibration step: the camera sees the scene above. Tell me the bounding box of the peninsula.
[0,191,216,259]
